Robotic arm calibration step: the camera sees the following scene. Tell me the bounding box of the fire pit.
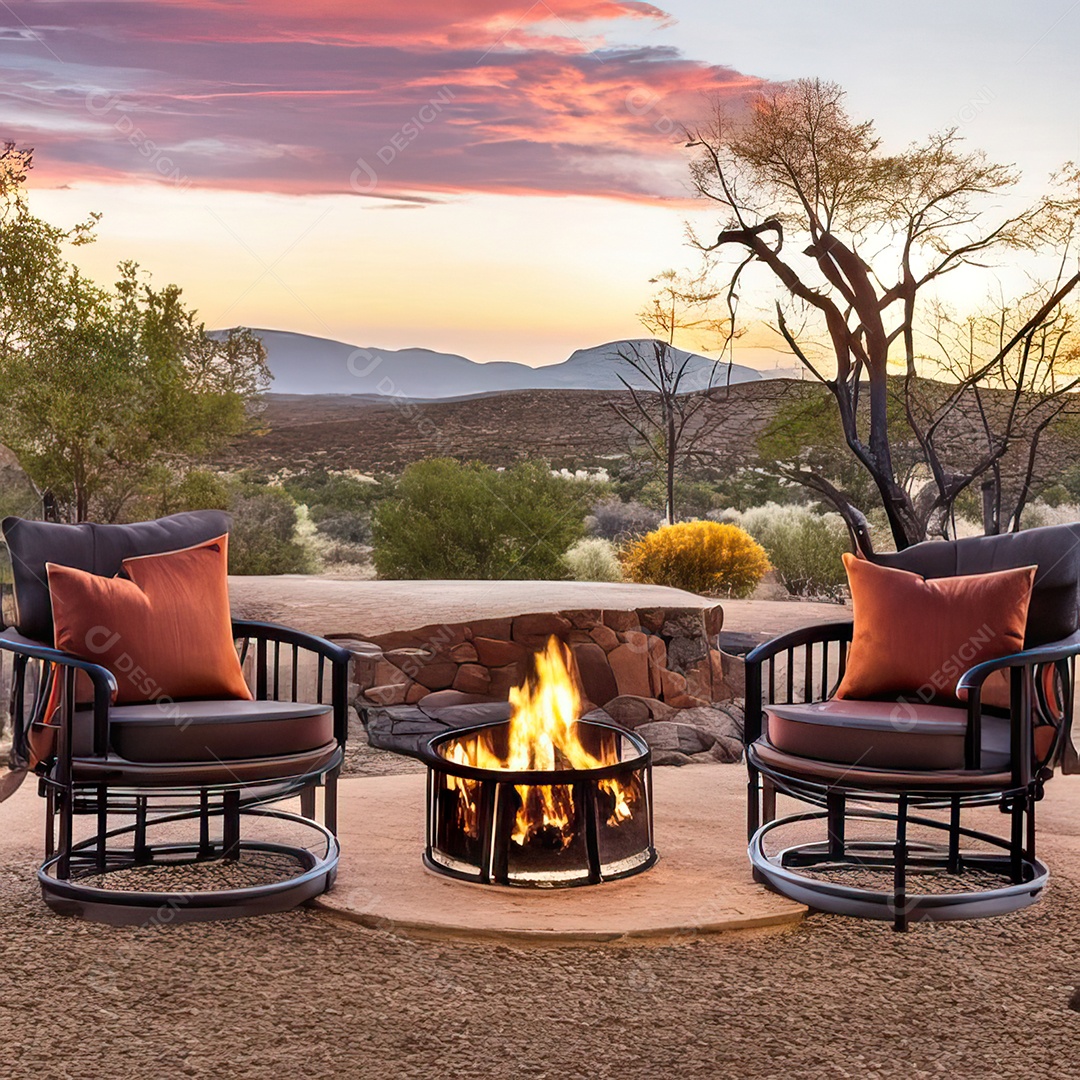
[419,638,656,888]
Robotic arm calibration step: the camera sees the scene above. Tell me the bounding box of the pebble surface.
[3,755,1079,1078]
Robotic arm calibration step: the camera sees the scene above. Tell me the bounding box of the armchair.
[744,523,1080,930]
[1,511,351,924]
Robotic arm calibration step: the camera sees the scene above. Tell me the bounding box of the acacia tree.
[687,79,1080,548]
[610,269,737,523]
[0,144,270,521]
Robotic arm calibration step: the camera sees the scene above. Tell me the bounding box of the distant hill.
[211,328,766,398]
[219,381,804,476]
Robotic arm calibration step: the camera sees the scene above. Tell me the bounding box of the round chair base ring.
[750,811,1049,924]
[39,808,339,926]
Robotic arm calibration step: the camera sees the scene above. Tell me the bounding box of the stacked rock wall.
[332,604,733,712]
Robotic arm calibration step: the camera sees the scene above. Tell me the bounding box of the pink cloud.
[1,1,762,201]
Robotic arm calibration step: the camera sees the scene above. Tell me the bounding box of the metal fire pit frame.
[419,717,657,888]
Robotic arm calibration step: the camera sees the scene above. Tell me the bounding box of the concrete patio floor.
[318,768,804,942]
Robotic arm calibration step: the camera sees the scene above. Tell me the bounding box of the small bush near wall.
[372,458,588,580]
[717,503,850,601]
[621,520,770,598]
[562,538,624,582]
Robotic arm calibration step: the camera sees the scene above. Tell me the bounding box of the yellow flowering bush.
[621,520,771,598]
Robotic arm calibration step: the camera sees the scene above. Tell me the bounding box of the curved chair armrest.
[0,629,117,758]
[231,619,353,666]
[0,630,118,693]
[956,631,1080,694]
[745,620,854,667]
[956,631,1080,781]
[743,621,854,744]
[232,619,352,744]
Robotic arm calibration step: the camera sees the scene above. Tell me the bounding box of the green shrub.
[587,498,662,542]
[173,468,231,512]
[638,479,724,521]
[284,469,387,513]
[310,506,371,545]
[621,520,770,597]
[372,459,588,580]
[228,487,313,575]
[723,503,850,600]
[561,538,623,582]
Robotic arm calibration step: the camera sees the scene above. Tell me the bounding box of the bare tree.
[610,270,737,523]
[918,285,1080,534]
[687,78,1080,548]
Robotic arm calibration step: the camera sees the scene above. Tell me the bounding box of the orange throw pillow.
[47,535,251,705]
[834,553,1035,709]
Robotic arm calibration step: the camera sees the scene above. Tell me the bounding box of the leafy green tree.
[0,144,269,521]
[372,459,589,580]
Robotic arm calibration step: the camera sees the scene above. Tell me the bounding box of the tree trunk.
[665,408,676,525]
[981,478,999,536]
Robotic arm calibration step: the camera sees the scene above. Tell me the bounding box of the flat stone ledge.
[317,769,806,943]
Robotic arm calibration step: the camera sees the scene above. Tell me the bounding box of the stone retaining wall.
[330,604,734,712]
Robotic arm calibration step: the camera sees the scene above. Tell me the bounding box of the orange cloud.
[3,1,763,201]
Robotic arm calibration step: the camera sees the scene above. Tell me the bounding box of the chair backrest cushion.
[3,510,231,643]
[871,524,1080,647]
[48,534,251,704]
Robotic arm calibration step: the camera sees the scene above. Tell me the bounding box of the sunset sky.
[6,0,1079,366]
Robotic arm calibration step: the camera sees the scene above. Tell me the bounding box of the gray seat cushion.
[73,698,334,763]
[764,699,1010,772]
[3,510,231,643]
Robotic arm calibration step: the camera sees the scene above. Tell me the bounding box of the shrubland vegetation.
[716,503,849,600]
[621,521,771,598]
[561,538,624,583]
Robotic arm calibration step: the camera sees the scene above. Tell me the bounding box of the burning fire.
[444,637,635,849]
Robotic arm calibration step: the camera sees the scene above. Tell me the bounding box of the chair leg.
[762,778,777,826]
[324,767,339,838]
[198,791,212,858]
[44,786,55,861]
[96,784,108,872]
[893,794,909,932]
[55,788,74,881]
[134,796,149,865]
[746,764,760,841]
[1010,794,1027,884]
[1026,787,1037,862]
[222,790,241,862]
[826,791,845,858]
[300,783,316,821]
[947,796,961,874]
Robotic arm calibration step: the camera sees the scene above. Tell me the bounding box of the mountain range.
[215,328,769,399]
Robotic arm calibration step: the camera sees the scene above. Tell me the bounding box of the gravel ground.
[2,752,1080,1080]
[1,846,1078,1079]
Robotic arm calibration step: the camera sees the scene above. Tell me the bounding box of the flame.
[444,637,635,850]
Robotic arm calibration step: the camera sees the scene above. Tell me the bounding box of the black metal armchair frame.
[744,619,1080,930]
[2,619,352,925]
